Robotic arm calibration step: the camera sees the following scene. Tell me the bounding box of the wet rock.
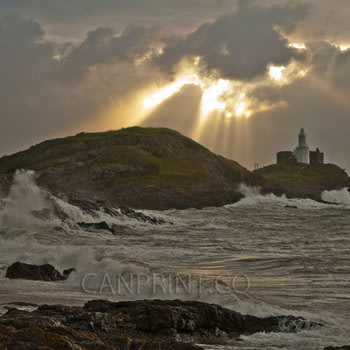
[5,262,74,281]
[68,196,168,225]
[0,299,322,350]
[84,299,322,336]
[77,221,114,233]
[119,206,167,225]
[129,342,203,350]
[63,268,76,277]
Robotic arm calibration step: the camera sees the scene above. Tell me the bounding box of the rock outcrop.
[0,299,322,349]
[6,262,75,281]
[69,197,167,225]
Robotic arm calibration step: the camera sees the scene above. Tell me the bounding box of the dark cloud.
[53,25,160,84]
[0,0,239,42]
[331,48,350,91]
[306,41,338,74]
[0,14,54,95]
[0,14,160,155]
[154,2,309,80]
[1,1,350,174]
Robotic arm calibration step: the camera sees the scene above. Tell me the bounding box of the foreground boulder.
[83,299,322,336]
[78,221,115,233]
[0,299,322,349]
[5,262,75,281]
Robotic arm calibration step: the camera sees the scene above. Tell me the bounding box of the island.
[0,127,348,210]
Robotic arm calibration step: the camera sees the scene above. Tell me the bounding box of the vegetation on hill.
[0,127,258,209]
[254,163,350,200]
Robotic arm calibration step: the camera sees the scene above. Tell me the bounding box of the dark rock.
[119,206,167,225]
[324,346,350,350]
[130,342,203,350]
[70,196,167,225]
[84,299,322,336]
[0,299,322,350]
[77,221,114,233]
[6,262,69,281]
[63,268,76,277]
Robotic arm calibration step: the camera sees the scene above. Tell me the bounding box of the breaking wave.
[0,169,165,230]
[321,187,350,206]
[232,184,330,209]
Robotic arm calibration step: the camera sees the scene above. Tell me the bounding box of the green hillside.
[0,127,256,209]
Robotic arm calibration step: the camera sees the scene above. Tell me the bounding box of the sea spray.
[0,169,53,227]
[233,183,338,209]
[321,187,350,206]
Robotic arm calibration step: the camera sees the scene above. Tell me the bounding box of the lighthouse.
[293,128,309,163]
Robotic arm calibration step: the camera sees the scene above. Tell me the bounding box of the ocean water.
[0,170,349,350]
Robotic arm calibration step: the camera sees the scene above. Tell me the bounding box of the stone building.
[277,151,297,165]
[310,148,324,165]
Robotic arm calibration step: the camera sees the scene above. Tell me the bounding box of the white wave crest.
[233,184,330,210]
[321,188,350,206]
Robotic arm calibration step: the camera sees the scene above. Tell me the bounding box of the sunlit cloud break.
[143,75,201,109]
[142,57,308,123]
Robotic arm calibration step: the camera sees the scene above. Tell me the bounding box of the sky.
[1,0,350,171]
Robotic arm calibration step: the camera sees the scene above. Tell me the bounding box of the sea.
[0,170,349,350]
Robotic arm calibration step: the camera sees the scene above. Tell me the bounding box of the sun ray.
[143,75,201,110]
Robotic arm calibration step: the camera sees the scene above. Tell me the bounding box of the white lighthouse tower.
[293,128,309,163]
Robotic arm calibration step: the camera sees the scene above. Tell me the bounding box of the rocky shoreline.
[0,299,324,350]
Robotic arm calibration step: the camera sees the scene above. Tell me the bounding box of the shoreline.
[0,298,322,349]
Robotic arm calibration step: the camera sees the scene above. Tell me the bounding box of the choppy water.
[0,170,349,349]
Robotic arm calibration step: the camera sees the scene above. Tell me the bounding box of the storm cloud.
[0,14,160,154]
[0,0,350,173]
[155,1,308,80]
